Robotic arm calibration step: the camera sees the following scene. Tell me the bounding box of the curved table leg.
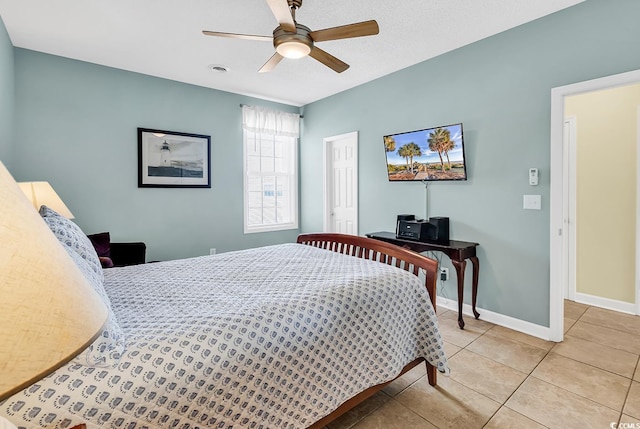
[470,256,480,319]
[451,259,467,329]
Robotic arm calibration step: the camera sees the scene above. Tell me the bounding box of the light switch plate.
[523,194,542,210]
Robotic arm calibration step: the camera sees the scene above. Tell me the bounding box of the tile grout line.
[562,301,640,379]
[478,302,634,427]
[568,318,640,342]
[479,334,556,429]
[552,337,638,380]
[481,301,639,427]
[543,304,638,414]
[343,302,637,429]
[438,324,549,427]
[619,356,640,424]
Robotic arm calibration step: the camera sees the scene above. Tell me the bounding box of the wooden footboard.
[296,233,440,429]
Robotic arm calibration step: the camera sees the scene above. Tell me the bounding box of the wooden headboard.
[296,233,438,309]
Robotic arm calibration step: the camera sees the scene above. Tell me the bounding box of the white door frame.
[563,116,577,302]
[637,106,640,316]
[323,131,358,234]
[550,68,640,342]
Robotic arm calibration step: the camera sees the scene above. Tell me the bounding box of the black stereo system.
[396,214,450,243]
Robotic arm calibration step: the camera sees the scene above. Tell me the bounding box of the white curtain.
[242,105,300,138]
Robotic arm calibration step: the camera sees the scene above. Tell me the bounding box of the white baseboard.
[574,292,637,315]
[436,296,556,342]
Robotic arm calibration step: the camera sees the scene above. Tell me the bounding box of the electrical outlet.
[439,267,449,281]
[209,248,216,255]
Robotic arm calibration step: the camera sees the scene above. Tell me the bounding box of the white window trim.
[242,106,299,234]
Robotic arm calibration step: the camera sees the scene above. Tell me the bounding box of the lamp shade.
[17,181,75,219]
[0,162,107,402]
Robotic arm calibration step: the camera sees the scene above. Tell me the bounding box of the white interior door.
[323,132,358,234]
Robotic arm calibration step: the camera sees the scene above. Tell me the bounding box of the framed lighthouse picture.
[138,128,211,188]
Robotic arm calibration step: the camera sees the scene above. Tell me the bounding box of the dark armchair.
[110,242,147,267]
[88,232,146,268]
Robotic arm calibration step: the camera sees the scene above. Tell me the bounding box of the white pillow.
[39,205,103,280]
[65,249,126,367]
[39,205,125,367]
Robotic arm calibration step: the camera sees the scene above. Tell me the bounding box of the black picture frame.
[138,128,211,188]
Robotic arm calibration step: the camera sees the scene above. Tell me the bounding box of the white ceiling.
[0,0,584,107]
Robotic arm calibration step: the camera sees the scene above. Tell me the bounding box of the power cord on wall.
[421,180,430,219]
[425,250,450,300]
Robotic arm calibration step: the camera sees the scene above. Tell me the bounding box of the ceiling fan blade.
[258,52,284,73]
[266,0,296,32]
[202,30,273,42]
[310,20,379,42]
[309,47,349,73]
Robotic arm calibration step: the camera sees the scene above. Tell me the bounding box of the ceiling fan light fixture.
[276,41,311,59]
[202,1,378,73]
[273,23,313,59]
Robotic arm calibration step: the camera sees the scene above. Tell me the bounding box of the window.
[242,106,299,233]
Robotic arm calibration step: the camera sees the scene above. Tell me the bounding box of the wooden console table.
[366,231,480,329]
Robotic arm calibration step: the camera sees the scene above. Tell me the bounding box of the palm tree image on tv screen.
[384,123,467,181]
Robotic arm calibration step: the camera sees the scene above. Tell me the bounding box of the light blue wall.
[7,0,640,326]
[0,15,14,167]
[300,0,640,326]
[12,50,300,261]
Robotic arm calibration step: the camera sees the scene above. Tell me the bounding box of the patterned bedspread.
[1,243,448,428]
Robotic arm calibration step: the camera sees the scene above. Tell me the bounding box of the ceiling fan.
[202,0,379,73]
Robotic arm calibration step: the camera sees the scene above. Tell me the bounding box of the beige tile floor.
[325,300,640,429]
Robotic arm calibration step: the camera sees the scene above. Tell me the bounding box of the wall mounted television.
[383,123,467,182]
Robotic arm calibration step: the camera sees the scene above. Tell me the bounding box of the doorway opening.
[550,69,640,342]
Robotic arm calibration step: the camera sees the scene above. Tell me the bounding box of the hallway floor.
[326,301,640,428]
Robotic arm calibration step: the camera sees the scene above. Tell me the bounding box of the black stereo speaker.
[424,216,450,243]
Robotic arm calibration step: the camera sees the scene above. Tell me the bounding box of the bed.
[1,229,448,429]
